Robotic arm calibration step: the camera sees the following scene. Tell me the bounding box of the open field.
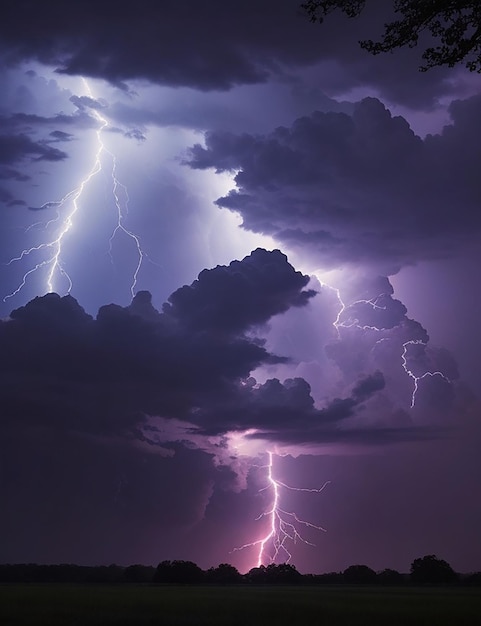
[0,584,480,625]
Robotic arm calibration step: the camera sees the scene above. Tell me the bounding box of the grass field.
[0,584,479,625]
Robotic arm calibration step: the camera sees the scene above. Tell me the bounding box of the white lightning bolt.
[83,79,146,299]
[316,279,388,336]
[4,78,146,302]
[316,275,451,408]
[401,339,451,408]
[234,451,329,568]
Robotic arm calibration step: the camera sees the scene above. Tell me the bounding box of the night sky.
[1,0,480,575]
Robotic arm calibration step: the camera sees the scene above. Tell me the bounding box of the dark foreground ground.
[1,584,480,625]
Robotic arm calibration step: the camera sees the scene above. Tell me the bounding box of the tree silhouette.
[301,1,481,72]
[246,563,302,584]
[465,571,481,585]
[122,565,155,583]
[205,563,242,584]
[377,568,405,585]
[267,563,303,583]
[153,560,204,584]
[342,564,377,584]
[410,554,458,583]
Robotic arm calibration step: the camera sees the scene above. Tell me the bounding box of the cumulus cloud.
[163,248,316,334]
[1,248,451,457]
[192,371,391,446]
[0,250,313,439]
[2,250,465,510]
[186,96,481,272]
[0,248,385,562]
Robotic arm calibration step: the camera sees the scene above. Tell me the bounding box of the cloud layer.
[1,247,465,458]
[187,96,481,272]
[0,0,464,106]
[0,245,476,569]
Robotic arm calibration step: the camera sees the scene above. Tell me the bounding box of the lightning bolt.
[316,276,451,408]
[234,451,329,568]
[231,277,452,570]
[4,78,146,303]
[401,339,451,408]
[316,279,388,336]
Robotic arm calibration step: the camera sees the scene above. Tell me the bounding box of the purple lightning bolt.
[315,274,451,408]
[234,451,329,568]
[401,339,451,407]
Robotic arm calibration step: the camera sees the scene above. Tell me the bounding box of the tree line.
[0,555,480,585]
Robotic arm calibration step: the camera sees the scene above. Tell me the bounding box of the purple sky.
[1,0,480,574]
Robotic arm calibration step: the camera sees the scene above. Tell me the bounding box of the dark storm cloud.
[107,84,353,136]
[0,250,472,567]
[0,133,67,164]
[163,248,316,334]
[0,247,397,562]
[186,96,481,271]
[191,371,390,443]
[49,130,75,142]
[0,108,98,205]
[191,360,453,448]
[0,417,224,565]
[0,248,429,454]
[0,132,65,204]
[0,167,30,181]
[0,0,464,107]
[249,424,440,446]
[0,111,96,132]
[0,250,313,439]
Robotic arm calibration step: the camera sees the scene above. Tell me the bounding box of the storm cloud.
[0,133,67,164]
[0,0,467,107]
[186,96,481,272]
[0,247,464,472]
[0,248,416,565]
[2,248,472,568]
[0,250,301,434]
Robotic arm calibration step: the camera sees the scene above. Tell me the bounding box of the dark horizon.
[1,553,478,583]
